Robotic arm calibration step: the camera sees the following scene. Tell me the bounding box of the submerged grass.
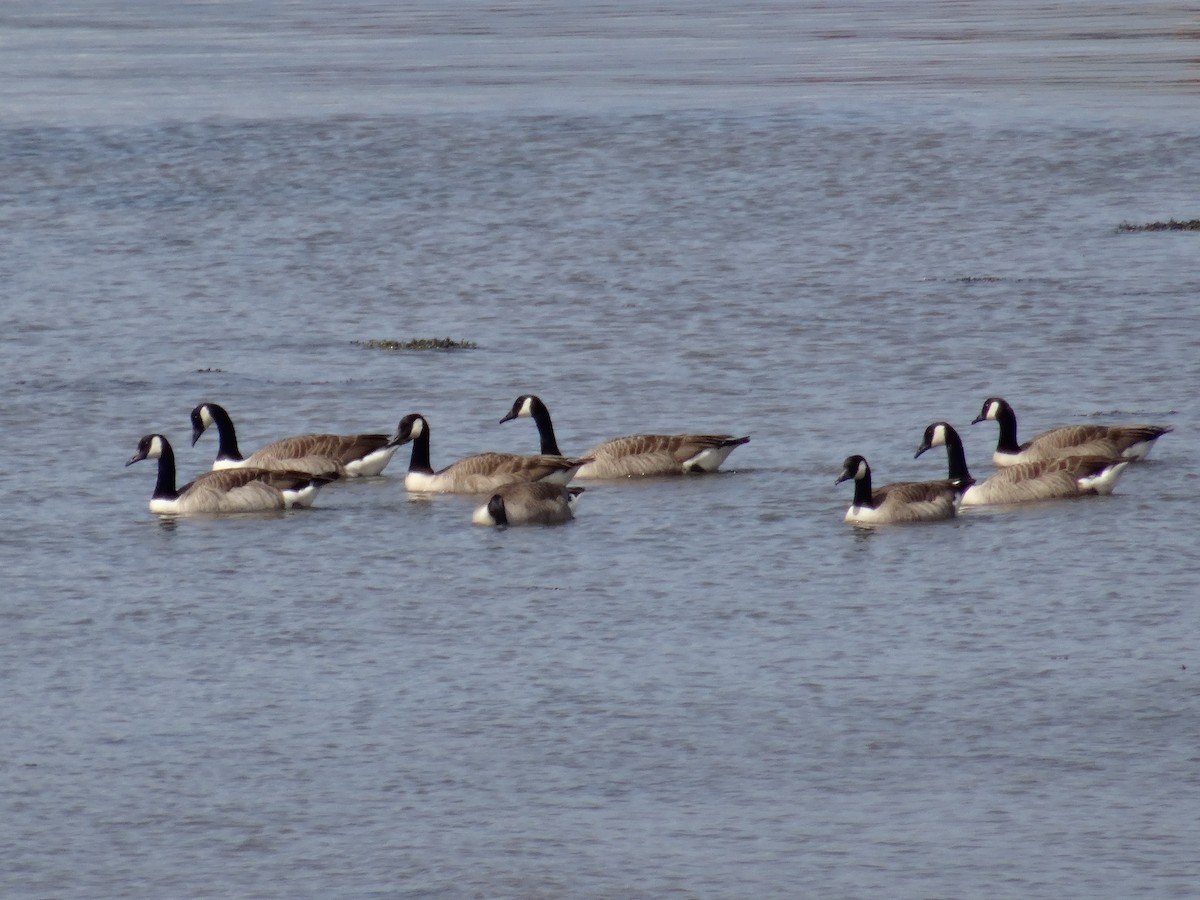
[1117,219,1200,232]
[353,337,478,351]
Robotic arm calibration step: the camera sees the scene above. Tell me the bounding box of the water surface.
[2,3,1199,897]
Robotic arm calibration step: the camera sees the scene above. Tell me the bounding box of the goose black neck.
[210,404,244,461]
[940,426,973,482]
[852,469,875,508]
[530,400,562,456]
[407,424,434,475]
[993,405,1020,453]
[153,440,180,500]
[487,494,508,526]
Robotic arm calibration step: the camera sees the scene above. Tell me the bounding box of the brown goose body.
[577,432,750,478]
[191,402,400,477]
[393,413,588,493]
[127,434,331,514]
[916,421,1131,506]
[836,455,961,525]
[472,482,584,526]
[973,397,1171,467]
[500,394,749,478]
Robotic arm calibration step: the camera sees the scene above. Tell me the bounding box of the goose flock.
[838,396,1172,525]
[127,396,751,526]
[128,395,1170,527]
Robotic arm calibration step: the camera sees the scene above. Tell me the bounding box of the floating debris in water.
[352,337,478,351]
[1117,219,1200,232]
[196,367,225,373]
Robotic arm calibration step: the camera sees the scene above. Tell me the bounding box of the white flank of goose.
[127,433,332,514]
[972,397,1172,467]
[191,402,402,477]
[472,482,584,526]
[915,421,1131,506]
[392,413,590,493]
[835,454,962,525]
[499,393,749,478]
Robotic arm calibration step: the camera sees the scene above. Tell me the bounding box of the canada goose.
[835,454,962,525]
[190,402,402,477]
[126,434,332,514]
[499,394,750,478]
[472,482,584,527]
[392,413,589,493]
[972,397,1172,467]
[915,421,1131,505]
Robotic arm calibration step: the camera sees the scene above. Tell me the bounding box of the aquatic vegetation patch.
[1117,219,1200,232]
[353,337,478,351]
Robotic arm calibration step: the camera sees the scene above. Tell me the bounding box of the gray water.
[2,3,1199,897]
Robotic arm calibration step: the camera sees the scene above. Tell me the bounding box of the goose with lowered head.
[472,482,584,527]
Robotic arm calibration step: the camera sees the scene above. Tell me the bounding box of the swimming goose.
[499,394,750,479]
[392,413,589,493]
[835,454,962,525]
[126,433,331,514]
[190,402,402,477]
[915,421,1131,506]
[472,482,584,527]
[972,397,1172,467]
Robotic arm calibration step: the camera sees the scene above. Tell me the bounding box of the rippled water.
[2,3,1199,897]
